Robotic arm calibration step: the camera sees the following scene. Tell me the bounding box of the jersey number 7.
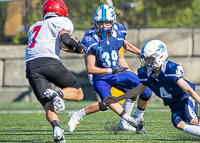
[29,25,42,48]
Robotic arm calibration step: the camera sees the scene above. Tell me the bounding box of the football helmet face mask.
[139,40,168,73]
[43,0,68,20]
[93,4,116,40]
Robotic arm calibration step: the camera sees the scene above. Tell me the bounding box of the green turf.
[0,101,200,143]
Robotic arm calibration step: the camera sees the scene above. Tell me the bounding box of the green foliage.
[1,0,200,44]
[28,2,43,26]
[0,2,8,43]
[12,31,27,44]
[149,0,200,27]
[63,0,103,30]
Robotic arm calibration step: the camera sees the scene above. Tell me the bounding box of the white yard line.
[0,110,73,114]
[0,109,170,114]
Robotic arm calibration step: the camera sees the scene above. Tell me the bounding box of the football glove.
[112,67,128,74]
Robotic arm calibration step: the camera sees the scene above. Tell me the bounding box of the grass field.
[0,101,200,143]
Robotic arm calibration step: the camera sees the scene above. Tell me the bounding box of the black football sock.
[51,120,61,128]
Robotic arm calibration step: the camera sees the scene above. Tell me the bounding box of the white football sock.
[123,98,135,115]
[121,112,132,121]
[120,99,135,124]
[134,108,145,119]
[77,108,86,118]
[183,124,200,136]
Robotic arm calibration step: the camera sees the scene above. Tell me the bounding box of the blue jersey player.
[67,4,152,134]
[104,39,200,137]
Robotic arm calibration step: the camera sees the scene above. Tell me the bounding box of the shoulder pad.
[114,22,127,35]
[84,27,95,36]
[81,35,97,47]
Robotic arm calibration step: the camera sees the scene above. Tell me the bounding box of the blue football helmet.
[93,4,116,40]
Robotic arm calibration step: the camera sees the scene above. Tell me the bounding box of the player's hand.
[112,67,128,74]
[75,37,87,53]
[103,96,118,105]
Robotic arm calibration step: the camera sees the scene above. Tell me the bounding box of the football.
[60,36,78,53]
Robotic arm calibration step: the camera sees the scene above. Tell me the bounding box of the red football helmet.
[43,0,68,19]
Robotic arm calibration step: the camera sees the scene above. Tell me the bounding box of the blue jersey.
[81,23,125,80]
[138,60,195,106]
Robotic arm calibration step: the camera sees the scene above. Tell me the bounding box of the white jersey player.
[26,17,74,62]
[25,0,85,142]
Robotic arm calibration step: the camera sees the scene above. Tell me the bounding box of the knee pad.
[98,102,109,111]
[139,94,152,101]
[139,87,152,101]
[130,96,137,102]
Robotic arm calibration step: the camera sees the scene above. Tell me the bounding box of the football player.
[67,4,152,134]
[104,40,200,137]
[25,0,85,142]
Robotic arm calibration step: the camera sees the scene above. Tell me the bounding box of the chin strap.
[101,30,109,40]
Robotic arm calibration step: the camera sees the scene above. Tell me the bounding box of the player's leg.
[94,79,144,129]
[107,102,144,129]
[171,97,200,136]
[118,98,137,131]
[44,64,84,111]
[68,101,107,132]
[183,96,199,125]
[115,71,151,119]
[61,87,83,101]
[182,96,200,136]
[68,79,111,132]
[68,78,144,132]
[26,67,65,142]
[132,95,150,134]
[67,78,111,132]
[172,113,200,136]
[115,72,151,133]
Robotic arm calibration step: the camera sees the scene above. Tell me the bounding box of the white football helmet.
[139,40,168,72]
[93,4,116,39]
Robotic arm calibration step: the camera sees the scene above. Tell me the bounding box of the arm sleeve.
[60,33,83,53]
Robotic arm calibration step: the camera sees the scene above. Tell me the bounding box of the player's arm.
[86,52,129,75]
[123,40,141,55]
[86,54,109,75]
[118,50,131,72]
[59,30,84,53]
[177,78,200,104]
[103,84,147,105]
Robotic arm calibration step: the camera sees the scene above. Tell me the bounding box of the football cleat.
[136,127,146,135]
[126,115,145,129]
[117,120,136,131]
[68,111,82,132]
[53,127,66,143]
[44,89,65,111]
[132,115,146,134]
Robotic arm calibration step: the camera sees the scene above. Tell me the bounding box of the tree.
[0,2,8,43]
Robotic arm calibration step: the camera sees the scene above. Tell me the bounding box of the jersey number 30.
[29,25,42,48]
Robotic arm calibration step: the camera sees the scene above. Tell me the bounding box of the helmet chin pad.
[101,30,109,40]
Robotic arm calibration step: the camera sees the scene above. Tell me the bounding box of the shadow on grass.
[104,121,124,135]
